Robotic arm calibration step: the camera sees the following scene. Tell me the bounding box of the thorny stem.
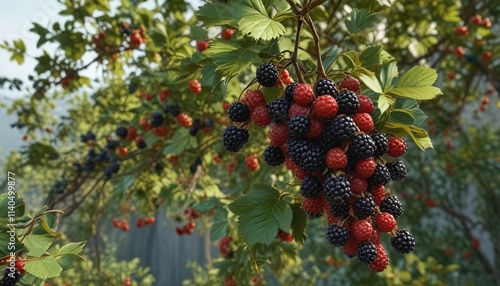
[305,15,327,79]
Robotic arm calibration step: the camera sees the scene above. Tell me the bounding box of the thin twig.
[305,15,327,78]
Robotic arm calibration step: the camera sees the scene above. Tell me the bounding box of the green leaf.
[387,86,442,100]
[111,173,139,193]
[238,14,286,41]
[360,45,383,68]
[57,242,86,256]
[384,123,433,150]
[290,203,307,244]
[322,46,341,73]
[150,30,167,47]
[0,232,24,257]
[197,3,237,27]
[346,9,377,35]
[24,257,63,279]
[162,128,198,155]
[353,68,383,94]
[389,110,415,125]
[379,62,398,91]
[378,94,393,114]
[209,40,263,77]
[23,234,54,257]
[210,208,228,241]
[193,197,220,213]
[0,192,25,218]
[190,26,208,41]
[396,66,438,88]
[56,254,79,270]
[229,184,292,246]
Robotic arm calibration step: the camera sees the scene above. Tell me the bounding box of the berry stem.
[292,18,306,83]
[305,15,327,79]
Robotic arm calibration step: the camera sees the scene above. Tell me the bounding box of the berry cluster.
[113,218,130,231]
[136,216,156,228]
[222,64,415,271]
[219,236,234,258]
[175,208,200,236]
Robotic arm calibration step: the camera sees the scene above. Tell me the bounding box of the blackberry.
[347,134,376,160]
[73,161,82,171]
[150,112,164,127]
[106,140,120,150]
[128,82,137,94]
[368,165,391,186]
[324,175,351,205]
[136,139,147,149]
[84,158,95,171]
[263,146,285,166]
[288,115,310,138]
[379,195,404,218]
[287,138,326,171]
[336,89,360,115]
[51,180,67,194]
[222,125,249,152]
[80,131,96,143]
[321,116,356,148]
[354,194,375,219]
[228,102,250,122]
[104,166,113,179]
[372,132,388,156]
[256,64,279,87]
[189,118,201,136]
[190,157,202,174]
[306,210,324,218]
[284,82,299,102]
[356,242,377,264]
[391,229,415,254]
[300,176,323,198]
[326,224,350,247]
[386,160,408,181]
[268,98,291,123]
[314,78,338,97]
[154,162,164,172]
[115,127,128,139]
[204,117,214,127]
[1,269,20,286]
[110,161,120,173]
[96,150,112,163]
[164,104,181,117]
[330,202,349,217]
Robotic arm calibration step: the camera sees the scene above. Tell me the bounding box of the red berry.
[349,176,367,194]
[278,230,294,242]
[370,228,381,244]
[159,89,170,102]
[312,95,338,118]
[129,30,144,48]
[482,97,490,105]
[302,194,326,214]
[326,148,348,170]
[189,79,202,94]
[280,69,294,85]
[483,17,491,28]
[357,94,374,114]
[113,218,120,228]
[288,103,310,118]
[221,28,235,40]
[15,258,25,272]
[293,165,309,180]
[368,244,389,272]
[481,51,492,61]
[245,155,259,171]
[425,198,437,207]
[136,218,144,228]
[338,76,361,93]
[342,236,359,257]
[387,136,407,157]
[293,83,314,106]
[371,185,385,205]
[306,116,323,138]
[352,113,374,133]
[355,158,376,178]
[242,90,265,111]
[152,126,169,137]
[225,276,236,286]
[175,226,185,235]
[118,146,128,157]
[375,212,396,232]
[472,239,480,250]
[61,77,73,89]
[268,123,289,146]
[176,113,193,127]
[455,25,468,35]
[351,219,373,242]
[455,46,465,58]
[145,216,156,225]
[126,126,137,141]
[251,104,271,126]
[471,15,483,26]
[196,40,209,52]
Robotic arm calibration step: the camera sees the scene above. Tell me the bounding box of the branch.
[305,15,327,78]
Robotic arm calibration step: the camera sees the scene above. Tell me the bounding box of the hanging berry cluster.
[222,63,415,272]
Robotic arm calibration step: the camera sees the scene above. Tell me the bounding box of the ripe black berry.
[300,176,323,198]
[104,166,113,179]
[268,98,291,123]
[222,125,249,152]
[80,131,96,143]
[256,64,279,87]
[356,242,377,264]
[110,162,120,173]
[336,89,360,115]
[371,132,388,156]
[347,134,376,160]
[368,165,391,186]
[314,78,338,97]
[150,112,164,127]
[329,202,349,217]
[190,157,202,174]
[326,224,350,247]
[391,229,415,254]
[189,118,201,136]
[321,116,357,148]
[164,104,181,117]
[115,127,128,139]
[287,138,326,171]
[379,195,404,219]
[386,160,408,181]
[106,140,120,150]
[324,175,351,205]
[284,82,299,102]
[1,269,20,286]
[228,102,250,122]
[263,146,285,166]
[288,115,310,138]
[354,194,375,219]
